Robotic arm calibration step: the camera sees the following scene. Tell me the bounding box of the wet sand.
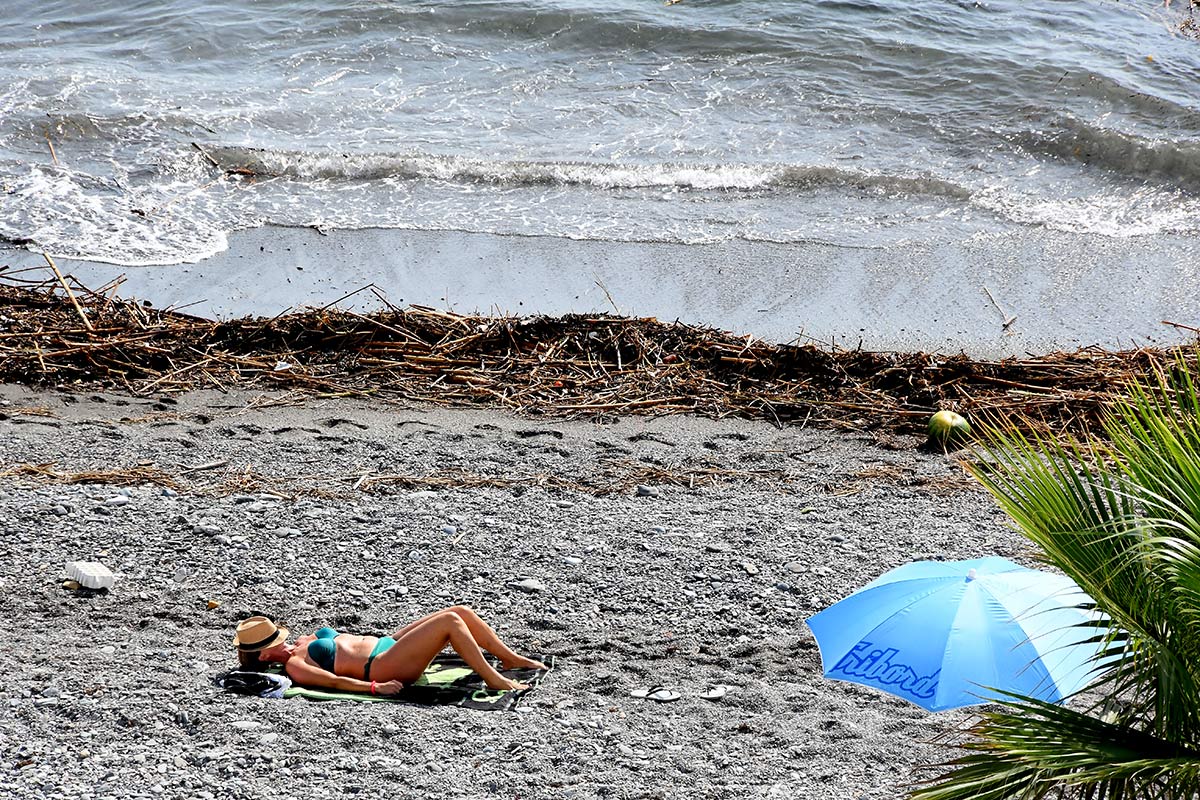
[6,224,1199,358]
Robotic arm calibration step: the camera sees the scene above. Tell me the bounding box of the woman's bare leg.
[387,608,456,640]
[443,606,546,670]
[389,605,545,670]
[372,611,528,691]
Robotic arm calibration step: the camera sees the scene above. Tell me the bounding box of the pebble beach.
[3,2,1197,797]
[0,383,1031,799]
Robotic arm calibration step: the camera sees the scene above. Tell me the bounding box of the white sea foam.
[972,185,1200,239]
[0,166,230,266]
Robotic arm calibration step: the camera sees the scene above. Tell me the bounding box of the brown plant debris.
[0,462,182,490]
[0,276,1193,437]
[0,460,796,499]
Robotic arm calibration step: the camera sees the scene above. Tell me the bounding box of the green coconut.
[927,410,972,445]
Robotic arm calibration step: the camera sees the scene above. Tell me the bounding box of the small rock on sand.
[509,578,545,593]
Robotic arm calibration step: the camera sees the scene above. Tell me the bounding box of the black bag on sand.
[214,670,292,699]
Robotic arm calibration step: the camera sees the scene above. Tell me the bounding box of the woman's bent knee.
[448,604,474,618]
[435,610,467,629]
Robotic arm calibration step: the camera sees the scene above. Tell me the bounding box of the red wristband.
[370,680,377,695]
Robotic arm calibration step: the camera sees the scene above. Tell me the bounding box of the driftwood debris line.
[0,278,1189,436]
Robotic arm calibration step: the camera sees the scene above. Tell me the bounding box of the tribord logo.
[832,642,938,700]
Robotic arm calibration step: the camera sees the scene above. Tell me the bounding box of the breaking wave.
[204,146,975,199]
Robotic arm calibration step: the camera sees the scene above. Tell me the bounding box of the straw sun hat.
[232,616,290,652]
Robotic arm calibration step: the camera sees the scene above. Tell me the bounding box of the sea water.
[1,0,1198,268]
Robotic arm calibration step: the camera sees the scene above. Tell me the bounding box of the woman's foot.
[500,655,548,671]
[488,676,531,692]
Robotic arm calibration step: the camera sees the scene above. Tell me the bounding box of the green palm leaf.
[914,355,1200,799]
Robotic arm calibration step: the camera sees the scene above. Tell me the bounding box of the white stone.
[65,561,115,590]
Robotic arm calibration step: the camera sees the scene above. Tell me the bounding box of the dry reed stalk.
[41,254,93,332]
[0,462,181,489]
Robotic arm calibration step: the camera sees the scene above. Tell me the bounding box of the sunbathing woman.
[233,605,546,695]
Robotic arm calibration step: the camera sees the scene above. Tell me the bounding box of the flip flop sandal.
[700,685,728,701]
[630,686,681,702]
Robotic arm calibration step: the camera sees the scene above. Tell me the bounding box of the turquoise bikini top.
[308,626,339,671]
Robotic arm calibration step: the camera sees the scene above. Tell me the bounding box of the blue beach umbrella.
[805,556,1103,712]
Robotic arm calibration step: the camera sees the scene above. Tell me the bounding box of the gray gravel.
[0,384,1027,799]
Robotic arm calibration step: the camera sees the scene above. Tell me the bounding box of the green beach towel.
[281,654,553,711]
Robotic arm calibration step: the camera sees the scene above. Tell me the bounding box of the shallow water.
[1,0,1198,265]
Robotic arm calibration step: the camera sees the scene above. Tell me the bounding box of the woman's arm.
[284,658,403,694]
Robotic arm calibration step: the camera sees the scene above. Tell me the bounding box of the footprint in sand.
[319,417,369,431]
[269,426,322,437]
[515,429,564,440]
[7,417,62,428]
[627,432,675,447]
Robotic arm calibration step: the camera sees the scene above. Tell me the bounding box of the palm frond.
[919,355,1200,798]
[913,695,1200,800]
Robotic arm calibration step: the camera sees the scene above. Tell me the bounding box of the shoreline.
[4,223,1199,357]
[1,382,1013,799]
